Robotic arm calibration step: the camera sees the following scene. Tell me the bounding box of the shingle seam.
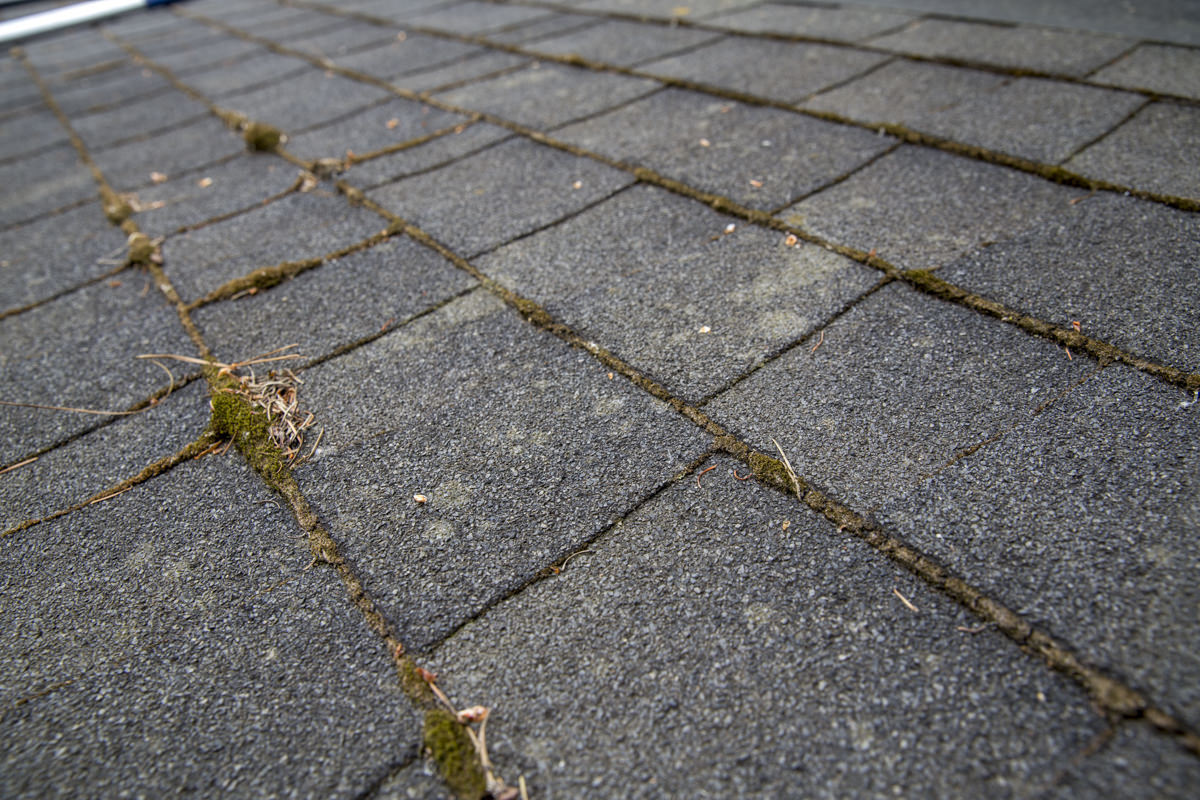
[1,432,219,539]
[692,274,895,408]
[766,138,903,216]
[423,451,713,658]
[0,262,128,322]
[0,372,203,475]
[1057,96,1154,164]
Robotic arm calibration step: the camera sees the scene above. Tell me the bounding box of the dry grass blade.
[0,399,143,416]
[771,437,802,497]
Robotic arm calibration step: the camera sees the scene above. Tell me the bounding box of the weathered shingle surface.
[3,1,1199,798]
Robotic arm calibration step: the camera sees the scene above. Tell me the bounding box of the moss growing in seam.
[208,387,286,483]
[748,450,797,496]
[243,121,285,152]
[423,708,487,800]
[126,232,155,265]
[103,196,133,225]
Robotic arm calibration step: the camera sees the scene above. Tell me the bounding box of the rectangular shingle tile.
[162,190,386,302]
[46,65,172,117]
[394,50,530,93]
[639,36,889,104]
[575,0,759,20]
[0,279,194,464]
[1089,44,1200,100]
[479,184,878,401]
[866,18,1134,77]
[367,137,634,257]
[70,89,211,151]
[219,69,392,134]
[0,201,128,313]
[193,234,477,363]
[130,31,265,75]
[428,454,1102,797]
[939,192,1200,373]
[91,115,245,193]
[801,58,1006,127]
[522,18,721,66]
[183,52,310,99]
[132,153,305,236]
[0,382,209,530]
[341,120,513,188]
[402,1,556,35]
[555,87,896,211]
[283,96,470,163]
[1065,103,1200,201]
[0,457,418,798]
[483,13,598,45]
[0,146,96,228]
[329,33,483,82]
[294,290,709,649]
[906,77,1146,164]
[0,110,70,162]
[703,3,917,41]
[704,282,1094,510]
[781,145,1083,270]
[285,20,400,58]
[435,62,658,130]
[877,365,1200,729]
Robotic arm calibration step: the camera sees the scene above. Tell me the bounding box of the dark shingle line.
[1,429,218,538]
[0,261,127,321]
[0,371,202,477]
[765,138,903,216]
[423,450,712,658]
[356,129,518,192]
[163,7,1200,394]
[0,194,91,232]
[692,274,895,408]
[1058,95,1154,164]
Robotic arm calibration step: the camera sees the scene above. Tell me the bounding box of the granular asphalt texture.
[2,1,1199,798]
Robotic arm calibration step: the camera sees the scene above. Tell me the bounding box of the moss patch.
[423,708,487,800]
[208,385,287,483]
[126,232,155,265]
[243,120,284,152]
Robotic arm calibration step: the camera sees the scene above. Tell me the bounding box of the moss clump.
[209,389,286,483]
[104,197,133,225]
[243,121,284,152]
[748,451,796,495]
[423,708,486,800]
[126,232,155,265]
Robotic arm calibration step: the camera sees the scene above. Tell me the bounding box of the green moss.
[209,389,286,483]
[243,121,284,152]
[103,197,133,225]
[423,708,486,799]
[748,451,796,495]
